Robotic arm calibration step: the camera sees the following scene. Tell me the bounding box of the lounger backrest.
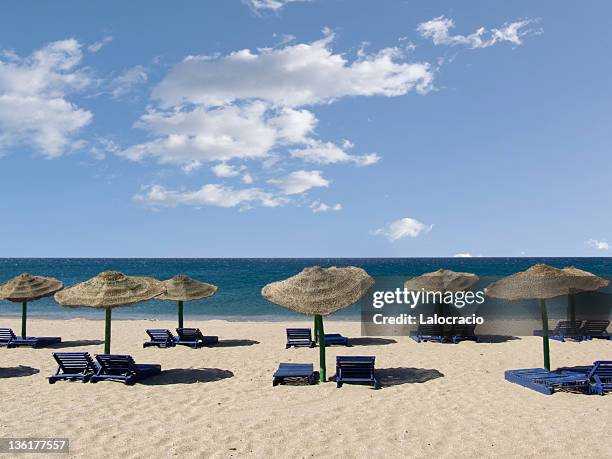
[587,361,612,381]
[337,356,375,377]
[176,328,203,341]
[582,320,610,334]
[95,354,138,375]
[147,329,174,342]
[286,328,312,341]
[53,352,97,373]
[0,328,16,342]
[555,321,582,333]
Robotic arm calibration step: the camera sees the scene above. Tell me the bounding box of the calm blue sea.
[1,258,611,321]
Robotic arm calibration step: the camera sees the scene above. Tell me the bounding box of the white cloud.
[152,30,433,108]
[290,140,380,166]
[0,39,93,157]
[453,253,473,258]
[135,184,285,209]
[310,201,342,213]
[87,36,113,53]
[212,162,240,177]
[587,239,609,250]
[372,217,433,242]
[418,16,538,49]
[243,0,311,12]
[110,65,147,98]
[242,173,254,184]
[268,170,329,195]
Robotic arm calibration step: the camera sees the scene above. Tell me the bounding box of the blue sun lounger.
[533,320,583,342]
[586,360,612,395]
[286,328,315,348]
[410,324,446,343]
[579,320,611,340]
[143,329,177,348]
[175,328,219,348]
[0,328,61,348]
[448,324,478,343]
[324,333,350,346]
[504,368,590,395]
[273,363,318,386]
[49,352,99,384]
[90,354,161,385]
[335,356,379,389]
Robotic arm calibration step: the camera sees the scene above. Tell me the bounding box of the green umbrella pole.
[313,316,318,343]
[21,301,27,338]
[178,300,184,329]
[104,308,112,354]
[540,299,551,371]
[567,295,576,324]
[314,314,326,382]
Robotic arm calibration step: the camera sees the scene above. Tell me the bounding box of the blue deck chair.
[533,320,583,342]
[175,328,219,348]
[585,360,612,395]
[90,354,161,385]
[323,333,350,347]
[335,356,379,389]
[579,320,611,340]
[0,328,61,348]
[272,363,318,386]
[410,324,447,343]
[143,329,177,348]
[448,324,478,344]
[285,328,315,348]
[49,352,99,384]
[504,367,590,395]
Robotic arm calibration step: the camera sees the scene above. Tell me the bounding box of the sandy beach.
[0,318,610,458]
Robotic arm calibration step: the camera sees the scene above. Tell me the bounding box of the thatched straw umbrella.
[262,266,374,382]
[54,271,164,353]
[404,269,479,316]
[157,275,218,328]
[486,264,608,370]
[0,273,63,338]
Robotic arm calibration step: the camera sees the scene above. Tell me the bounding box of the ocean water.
[1,258,611,321]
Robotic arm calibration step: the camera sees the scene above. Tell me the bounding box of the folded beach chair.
[448,324,478,344]
[48,352,99,384]
[285,328,315,348]
[533,320,583,342]
[323,333,350,346]
[175,328,219,348]
[585,360,612,395]
[579,320,611,340]
[504,367,591,395]
[143,329,177,348]
[335,356,379,389]
[409,324,446,343]
[272,363,318,386]
[90,354,161,385]
[0,328,61,348]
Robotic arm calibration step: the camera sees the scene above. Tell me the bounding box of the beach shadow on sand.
[0,365,40,378]
[141,368,234,385]
[349,337,398,346]
[214,339,259,348]
[476,335,520,343]
[48,340,105,349]
[376,367,444,387]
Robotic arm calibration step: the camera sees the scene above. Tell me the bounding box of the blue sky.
[0,0,610,257]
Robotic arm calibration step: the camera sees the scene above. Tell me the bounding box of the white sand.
[0,318,610,458]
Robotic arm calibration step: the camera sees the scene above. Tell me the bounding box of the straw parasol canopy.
[404,269,479,293]
[261,266,374,316]
[262,266,374,382]
[0,273,64,338]
[485,264,608,301]
[486,263,609,370]
[55,271,165,353]
[157,275,218,328]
